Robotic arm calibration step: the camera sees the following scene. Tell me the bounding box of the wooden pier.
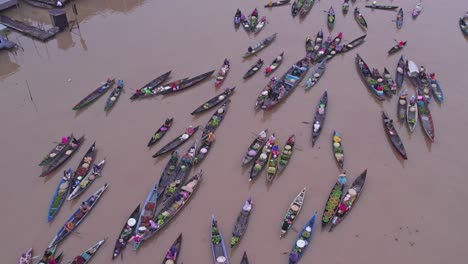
[0,15,59,41]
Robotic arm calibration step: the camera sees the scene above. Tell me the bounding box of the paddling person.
[247,46,253,53]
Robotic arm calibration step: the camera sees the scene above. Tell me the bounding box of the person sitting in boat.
[252,9,258,17]
[278,85,286,99]
[398,41,406,47]
[72,255,86,264]
[186,126,195,135]
[248,46,253,53]
[207,132,215,142]
[171,82,178,91]
[270,76,277,83]
[243,199,253,211]
[79,201,91,214]
[265,66,272,74]
[165,118,173,127]
[129,226,148,243]
[165,245,178,260]
[223,58,229,66]
[71,137,79,147]
[313,121,321,133]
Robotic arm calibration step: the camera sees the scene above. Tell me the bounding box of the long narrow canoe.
[327,6,335,29]
[152,126,199,158]
[311,91,328,146]
[139,171,203,248]
[332,131,344,169]
[305,58,326,89]
[135,183,159,238]
[262,58,309,110]
[69,239,106,264]
[428,73,445,103]
[382,111,408,160]
[201,100,231,138]
[397,89,408,121]
[147,118,174,147]
[278,135,295,174]
[160,70,215,95]
[39,134,73,166]
[243,59,264,79]
[396,8,403,29]
[280,188,306,238]
[194,135,215,165]
[355,54,385,100]
[243,33,277,59]
[329,170,367,232]
[337,34,366,54]
[40,136,85,177]
[460,17,468,36]
[288,212,317,264]
[417,91,435,142]
[321,173,347,227]
[407,95,418,132]
[215,59,230,88]
[157,150,180,198]
[241,251,249,264]
[68,159,106,200]
[354,8,368,30]
[72,79,115,110]
[388,41,406,55]
[230,198,253,248]
[383,67,397,94]
[250,134,276,181]
[412,2,422,18]
[130,71,171,100]
[266,140,281,183]
[395,55,405,88]
[299,0,315,18]
[241,129,268,166]
[162,234,183,263]
[160,140,198,206]
[234,9,242,27]
[365,4,398,10]
[69,142,97,195]
[112,205,140,259]
[133,78,188,100]
[48,183,109,248]
[265,0,290,8]
[342,0,349,14]
[48,168,73,222]
[192,87,235,115]
[104,79,123,111]
[265,52,284,76]
[18,247,32,264]
[211,214,230,264]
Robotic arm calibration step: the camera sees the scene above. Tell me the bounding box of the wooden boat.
[135,78,188,99]
[332,131,344,169]
[342,0,349,14]
[396,8,403,29]
[288,212,317,264]
[266,140,281,183]
[370,68,390,98]
[69,239,105,264]
[48,168,73,222]
[18,247,32,264]
[250,134,276,181]
[104,79,123,111]
[417,91,435,142]
[135,183,159,240]
[243,59,264,79]
[407,95,418,132]
[201,100,230,138]
[291,0,304,17]
[241,129,268,166]
[397,89,408,121]
[354,7,368,30]
[338,34,366,54]
[147,118,174,147]
[152,126,199,158]
[67,159,106,200]
[280,188,306,238]
[460,17,468,36]
[248,8,259,31]
[241,252,249,264]
[329,170,367,232]
[191,87,235,115]
[412,2,422,18]
[230,198,253,248]
[382,111,408,160]
[159,70,215,95]
[130,71,171,100]
[215,59,230,88]
[265,0,290,8]
[157,150,179,198]
[69,142,97,195]
[162,234,183,263]
[365,4,398,10]
[428,73,444,103]
[194,134,215,164]
[321,173,347,227]
[299,0,315,18]
[417,67,433,103]
[72,79,115,110]
[262,58,309,110]
[48,183,109,248]
[141,171,203,247]
[278,135,295,174]
[383,67,397,94]
[254,78,277,109]
[40,136,85,177]
[395,55,405,88]
[306,30,323,62]
[234,9,242,27]
[111,205,140,259]
[265,52,284,76]
[160,140,198,206]
[39,134,73,166]
[388,41,406,55]
[211,214,230,264]
[355,54,385,100]
[243,33,277,59]
[327,6,335,29]
[305,58,326,89]
[311,91,328,146]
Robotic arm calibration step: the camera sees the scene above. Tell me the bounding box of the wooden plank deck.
[0,15,59,41]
